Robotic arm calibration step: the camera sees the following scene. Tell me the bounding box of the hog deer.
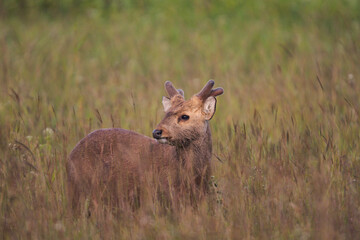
[66,80,223,214]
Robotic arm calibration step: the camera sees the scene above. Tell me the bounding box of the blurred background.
[1,0,360,239]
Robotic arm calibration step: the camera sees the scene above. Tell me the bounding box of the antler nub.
[210,87,224,97]
[165,81,179,98]
[196,80,223,100]
[177,89,184,97]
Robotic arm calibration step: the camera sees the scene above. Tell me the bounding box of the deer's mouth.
[157,137,170,144]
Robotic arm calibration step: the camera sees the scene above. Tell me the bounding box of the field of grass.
[1,1,360,239]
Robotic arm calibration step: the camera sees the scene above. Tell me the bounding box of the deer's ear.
[162,96,171,112]
[203,96,217,120]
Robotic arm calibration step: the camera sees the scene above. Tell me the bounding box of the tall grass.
[1,1,360,239]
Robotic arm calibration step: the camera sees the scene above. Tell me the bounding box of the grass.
[1,1,360,239]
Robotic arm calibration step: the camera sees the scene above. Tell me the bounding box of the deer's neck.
[175,122,212,183]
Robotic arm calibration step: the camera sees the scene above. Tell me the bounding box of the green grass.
[1,1,360,239]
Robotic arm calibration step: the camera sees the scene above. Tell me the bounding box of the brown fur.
[66,81,223,215]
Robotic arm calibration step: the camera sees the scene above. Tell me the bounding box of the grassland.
[1,1,360,239]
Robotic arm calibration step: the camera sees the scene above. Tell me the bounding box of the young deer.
[67,80,223,213]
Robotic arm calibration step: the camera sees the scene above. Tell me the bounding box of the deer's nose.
[152,129,163,139]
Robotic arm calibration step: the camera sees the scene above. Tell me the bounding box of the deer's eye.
[180,115,190,121]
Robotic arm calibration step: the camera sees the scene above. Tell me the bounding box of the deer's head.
[153,80,223,147]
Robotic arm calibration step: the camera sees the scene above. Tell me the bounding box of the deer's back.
[67,128,175,203]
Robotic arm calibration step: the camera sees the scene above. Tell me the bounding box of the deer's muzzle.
[152,129,163,139]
